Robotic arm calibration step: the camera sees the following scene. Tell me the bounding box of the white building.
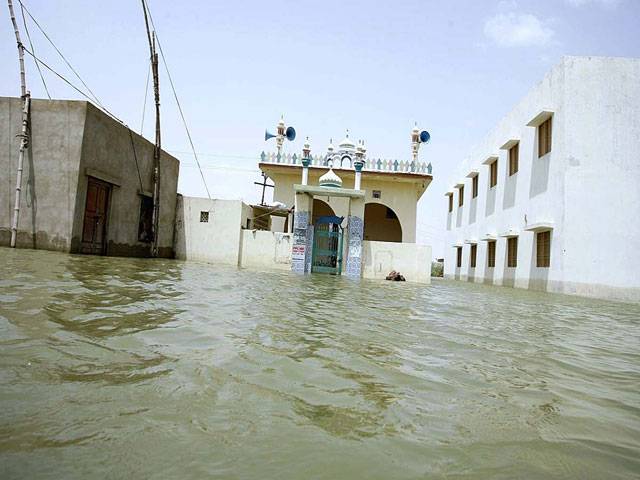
[443,56,640,303]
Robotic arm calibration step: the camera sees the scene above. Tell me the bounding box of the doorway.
[80,177,112,254]
[311,215,344,274]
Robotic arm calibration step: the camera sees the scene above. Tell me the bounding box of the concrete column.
[292,192,314,273]
[345,196,365,278]
[354,161,363,190]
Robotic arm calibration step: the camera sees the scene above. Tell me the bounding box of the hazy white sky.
[2,0,639,258]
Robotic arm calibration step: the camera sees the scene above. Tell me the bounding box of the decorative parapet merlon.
[259,151,432,175]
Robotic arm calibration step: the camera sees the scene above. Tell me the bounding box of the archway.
[363,203,402,243]
[312,199,335,225]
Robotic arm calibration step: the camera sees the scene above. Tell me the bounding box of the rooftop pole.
[141,0,161,257]
[7,0,31,248]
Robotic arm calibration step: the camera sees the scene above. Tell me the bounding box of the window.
[507,237,518,268]
[456,246,462,268]
[509,143,519,176]
[138,195,154,243]
[448,194,453,213]
[487,241,496,268]
[200,211,209,223]
[538,117,552,157]
[470,244,477,268]
[458,186,464,207]
[372,190,381,199]
[472,175,478,198]
[536,230,551,267]
[490,160,498,188]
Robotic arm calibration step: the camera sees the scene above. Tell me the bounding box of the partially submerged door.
[311,215,344,274]
[80,177,111,255]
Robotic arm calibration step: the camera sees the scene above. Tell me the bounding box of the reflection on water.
[1,248,639,479]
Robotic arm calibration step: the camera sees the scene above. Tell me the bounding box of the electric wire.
[18,0,105,110]
[142,0,212,200]
[128,129,145,192]
[20,4,49,99]
[21,46,124,124]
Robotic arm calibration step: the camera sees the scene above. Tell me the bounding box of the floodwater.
[1,249,639,479]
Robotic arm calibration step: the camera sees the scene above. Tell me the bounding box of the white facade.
[443,56,640,303]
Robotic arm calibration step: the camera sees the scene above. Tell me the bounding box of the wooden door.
[81,177,111,254]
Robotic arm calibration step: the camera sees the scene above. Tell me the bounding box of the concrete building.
[443,56,640,302]
[1,97,179,257]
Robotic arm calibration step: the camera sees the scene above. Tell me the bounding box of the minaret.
[301,136,311,186]
[354,140,366,190]
[276,115,286,156]
[411,122,420,163]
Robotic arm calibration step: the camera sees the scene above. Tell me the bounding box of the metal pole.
[8,0,30,248]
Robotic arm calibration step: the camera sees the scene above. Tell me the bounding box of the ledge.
[524,221,554,232]
[500,139,519,150]
[466,169,479,178]
[452,243,464,248]
[294,184,365,199]
[85,168,121,187]
[526,109,554,127]
[454,182,465,189]
[482,155,499,165]
[137,189,153,197]
[444,191,453,197]
[464,238,478,244]
[499,229,519,238]
[480,234,497,241]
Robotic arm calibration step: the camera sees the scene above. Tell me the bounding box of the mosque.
[175,120,435,283]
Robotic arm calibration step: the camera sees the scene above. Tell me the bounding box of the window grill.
[200,211,209,223]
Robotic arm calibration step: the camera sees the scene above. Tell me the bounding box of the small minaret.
[411,122,420,163]
[301,136,311,186]
[354,140,366,190]
[276,115,286,156]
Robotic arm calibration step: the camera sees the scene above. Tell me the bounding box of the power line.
[142,0,212,200]
[20,3,49,99]
[18,0,104,109]
[21,46,124,123]
[140,60,150,135]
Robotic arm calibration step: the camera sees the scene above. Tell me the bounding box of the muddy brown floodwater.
[1,248,639,479]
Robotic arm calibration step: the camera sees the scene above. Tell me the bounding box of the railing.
[259,151,433,175]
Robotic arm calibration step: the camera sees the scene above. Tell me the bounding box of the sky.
[2,0,639,258]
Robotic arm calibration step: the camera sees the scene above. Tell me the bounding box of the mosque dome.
[338,130,356,151]
[319,166,343,188]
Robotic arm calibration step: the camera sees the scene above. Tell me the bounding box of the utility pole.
[7,0,31,248]
[141,0,161,257]
[254,173,274,206]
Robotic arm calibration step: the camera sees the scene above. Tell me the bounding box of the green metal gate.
[311,215,344,274]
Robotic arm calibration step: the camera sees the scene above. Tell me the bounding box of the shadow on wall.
[173,195,186,259]
[502,240,515,288]
[27,125,37,249]
[503,172,517,210]
[456,206,463,228]
[485,186,496,217]
[483,263,495,285]
[528,233,550,291]
[469,198,477,225]
[446,212,452,231]
[530,130,550,198]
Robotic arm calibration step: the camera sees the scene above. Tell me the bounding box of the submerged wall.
[239,230,292,271]
[362,241,432,284]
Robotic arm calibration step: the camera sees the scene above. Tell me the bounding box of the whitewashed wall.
[362,241,431,284]
[443,56,640,303]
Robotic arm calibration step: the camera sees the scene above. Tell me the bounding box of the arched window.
[312,199,335,225]
[363,203,402,243]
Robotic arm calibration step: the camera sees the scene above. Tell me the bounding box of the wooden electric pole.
[141,0,161,257]
[7,0,31,248]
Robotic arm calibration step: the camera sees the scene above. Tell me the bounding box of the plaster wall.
[268,169,421,242]
[239,230,292,271]
[174,196,246,266]
[362,241,432,284]
[443,56,640,303]
[75,103,179,257]
[0,97,85,251]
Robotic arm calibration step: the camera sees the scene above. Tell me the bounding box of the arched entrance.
[363,203,402,243]
[312,199,335,225]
